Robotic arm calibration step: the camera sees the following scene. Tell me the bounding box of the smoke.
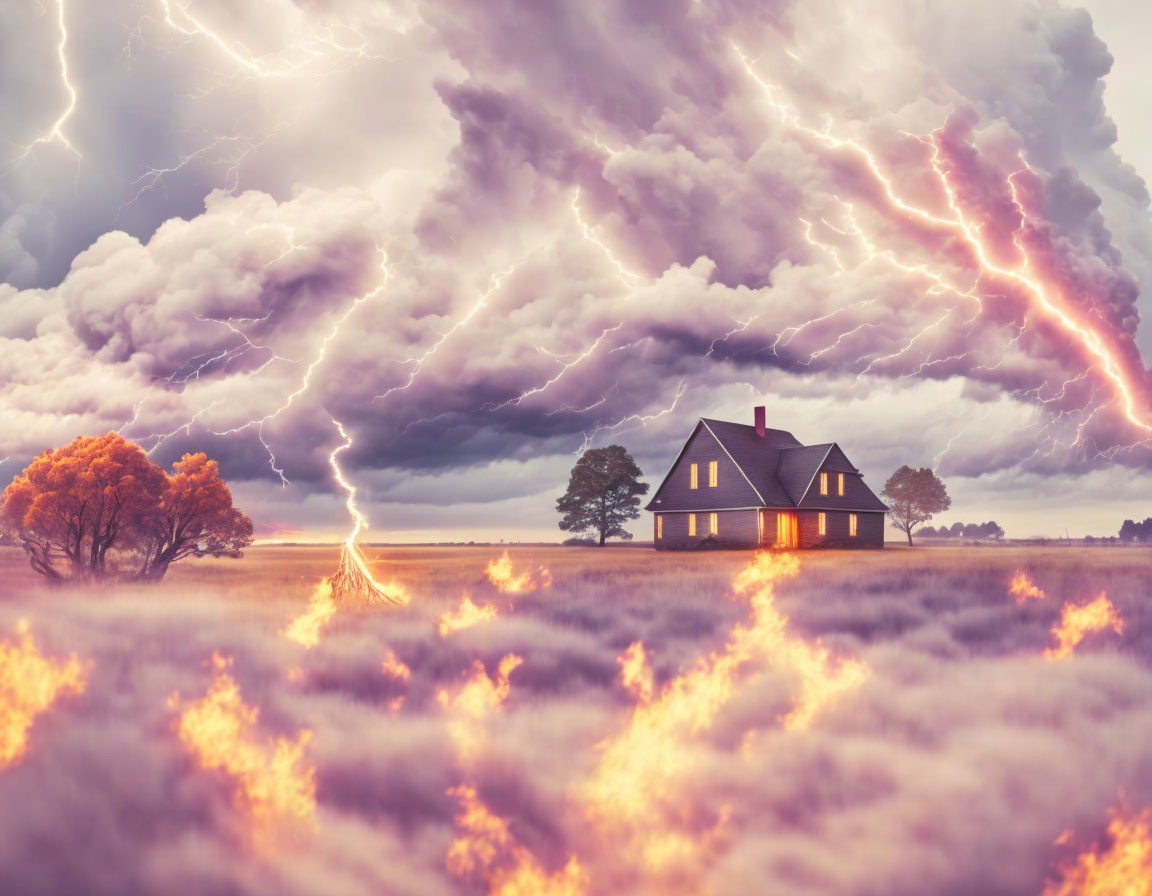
[0,548,1150,894]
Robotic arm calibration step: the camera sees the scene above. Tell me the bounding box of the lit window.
[849,513,858,537]
[708,460,718,488]
[709,512,718,535]
[656,515,663,539]
[688,513,697,536]
[690,463,698,489]
[838,473,845,496]
[819,472,828,495]
[818,512,826,536]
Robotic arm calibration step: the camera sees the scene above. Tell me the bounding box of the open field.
[0,543,1150,895]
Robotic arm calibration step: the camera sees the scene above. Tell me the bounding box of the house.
[646,406,887,549]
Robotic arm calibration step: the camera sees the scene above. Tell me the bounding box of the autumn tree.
[556,445,649,546]
[880,465,951,546]
[1,434,167,580]
[137,453,254,581]
[1,433,252,583]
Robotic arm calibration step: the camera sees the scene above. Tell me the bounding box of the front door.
[775,511,798,549]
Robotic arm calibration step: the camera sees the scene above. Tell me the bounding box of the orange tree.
[137,452,253,581]
[1,433,252,582]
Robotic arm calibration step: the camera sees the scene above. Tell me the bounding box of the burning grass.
[0,541,1150,894]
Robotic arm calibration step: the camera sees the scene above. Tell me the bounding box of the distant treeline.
[1119,517,1152,543]
[919,521,1005,539]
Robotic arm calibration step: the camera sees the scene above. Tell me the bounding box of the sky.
[2,0,1152,542]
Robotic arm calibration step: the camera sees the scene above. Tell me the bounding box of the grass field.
[0,542,1149,895]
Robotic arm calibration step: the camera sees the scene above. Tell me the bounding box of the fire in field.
[0,542,1148,895]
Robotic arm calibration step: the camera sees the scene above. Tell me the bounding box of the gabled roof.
[647,416,888,512]
[700,419,799,506]
[777,444,833,505]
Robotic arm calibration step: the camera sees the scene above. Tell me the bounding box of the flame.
[446,783,588,896]
[381,648,411,682]
[618,641,654,705]
[1009,572,1046,604]
[485,552,551,594]
[282,579,338,648]
[1041,802,1152,895]
[437,654,523,762]
[1044,594,1125,660]
[581,552,866,882]
[0,620,87,770]
[170,654,316,824]
[440,593,500,637]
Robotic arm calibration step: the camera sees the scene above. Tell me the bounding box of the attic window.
[708,460,718,488]
[838,473,845,496]
[688,513,697,536]
[849,513,858,537]
[819,472,829,495]
[690,463,699,489]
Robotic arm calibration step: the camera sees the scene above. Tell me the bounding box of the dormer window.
[819,472,829,496]
[708,460,718,488]
[690,463,699,489]
[838,473,845,496]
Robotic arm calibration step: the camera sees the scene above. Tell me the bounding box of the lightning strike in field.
[1009,572,1046,604]
[0,620,88,770]
[1041,800,1152,895]
[324,419,408,605]
[485,552,551,594]
[169,653,316,826]
[439,593,499,637]
[1044,594,1124,660]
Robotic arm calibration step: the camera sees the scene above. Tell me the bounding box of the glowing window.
[849,513,858,537]
[838,473,845,496]
[709,512,718,535]
[690,463,699,489]
[688,513,697,536]
[708,460,718,488]
[818,512,826,536]
[819,472,828,495]
[656,515,663,539]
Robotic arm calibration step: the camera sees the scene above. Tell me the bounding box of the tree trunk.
[598,530,606,546]
[906,526,913,547]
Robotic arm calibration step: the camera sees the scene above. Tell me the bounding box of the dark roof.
[650,417,888,512]
[700,419,799,505]
[776,444,833,504]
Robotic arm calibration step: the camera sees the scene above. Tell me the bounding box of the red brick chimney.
[754,405,766,437]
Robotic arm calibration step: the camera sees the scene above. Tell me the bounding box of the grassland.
[0,541,1149,895]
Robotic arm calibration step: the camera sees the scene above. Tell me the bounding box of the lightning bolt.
[5,0,80,170]
[374,263,519,404]
[735,43,1152,445]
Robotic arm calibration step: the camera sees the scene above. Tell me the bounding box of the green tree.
[880,465,951,546]
[556,445,649,546]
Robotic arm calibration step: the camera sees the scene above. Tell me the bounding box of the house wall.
[648,425,762,511]
[654,510,759,550]
[796,510,885,548]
